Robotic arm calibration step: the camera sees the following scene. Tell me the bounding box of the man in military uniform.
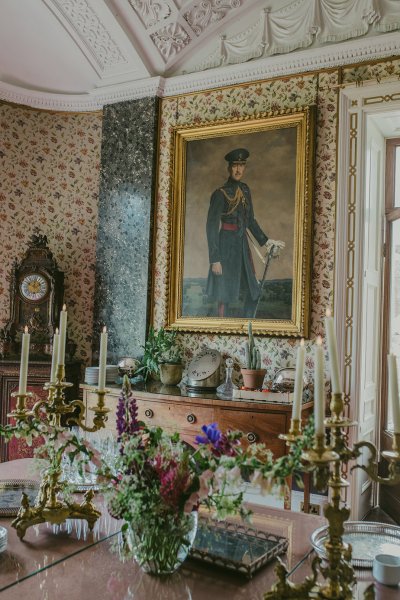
[206,148,284,318]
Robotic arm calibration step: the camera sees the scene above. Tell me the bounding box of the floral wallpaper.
[0,103,102,364]
[1,54,399,381]
[155,60,400,386]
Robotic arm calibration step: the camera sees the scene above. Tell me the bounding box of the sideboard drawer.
[136,399,214,434]
[216,408,287,456]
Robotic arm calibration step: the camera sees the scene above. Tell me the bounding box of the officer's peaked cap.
[224,148,249,164]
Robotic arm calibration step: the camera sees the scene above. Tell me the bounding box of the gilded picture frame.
[166,107,315,336]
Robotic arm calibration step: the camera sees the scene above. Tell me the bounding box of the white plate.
[187,348,221,381]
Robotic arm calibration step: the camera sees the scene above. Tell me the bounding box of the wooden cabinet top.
[80,381,313,413]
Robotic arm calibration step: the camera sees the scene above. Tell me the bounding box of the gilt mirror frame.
[165,106,315,337]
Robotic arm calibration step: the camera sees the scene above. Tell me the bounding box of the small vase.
[127,511,198,575]
[159,363,183,386]
[241,368,266,390]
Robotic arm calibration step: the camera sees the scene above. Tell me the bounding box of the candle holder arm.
[352,439,400,486]
[67,399,110,433]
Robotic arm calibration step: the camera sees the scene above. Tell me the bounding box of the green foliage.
[138,327,182,381]
[244,321,261,369]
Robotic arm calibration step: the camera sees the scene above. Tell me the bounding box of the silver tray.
[190,516,288,578]
[311,521,400,568]
[0,479,39,517]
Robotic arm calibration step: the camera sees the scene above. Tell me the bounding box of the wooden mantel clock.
[0,232,64,357]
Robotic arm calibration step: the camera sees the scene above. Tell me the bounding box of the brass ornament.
[267,392,400,599]
[6,364,109,540]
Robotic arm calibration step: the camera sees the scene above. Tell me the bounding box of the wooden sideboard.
[0,358,82,461]
[81,381,313,510]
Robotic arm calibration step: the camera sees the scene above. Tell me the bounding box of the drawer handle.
[247,431,258,444]
[145,409,154,418]
[187,413,196,424]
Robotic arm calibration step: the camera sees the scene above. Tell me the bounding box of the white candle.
[50,328,60,383]
[98,326,108,391]
[292,338,305,421]
[19,326,30,395]
[324,308,341,394]
[388,354,400,433]
[57,304,67,366]
[314,336,325,436]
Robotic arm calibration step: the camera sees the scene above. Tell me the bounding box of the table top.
[0,460,325,599]
[1,460,396,599]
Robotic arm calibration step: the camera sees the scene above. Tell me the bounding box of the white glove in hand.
[265,239,285,257]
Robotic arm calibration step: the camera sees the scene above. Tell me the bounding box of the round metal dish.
[311,521,400,568]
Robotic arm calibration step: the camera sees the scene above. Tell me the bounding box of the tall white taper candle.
[19,326,30,395]
[292,338,305,421]
[314,336,325,436]
[388,354,400,434]
[98,326,108,391]
[57,304,67,366]
[50,328,60,383]
[324,308,341,394]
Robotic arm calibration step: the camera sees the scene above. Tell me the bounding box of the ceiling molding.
[0,31,400,112]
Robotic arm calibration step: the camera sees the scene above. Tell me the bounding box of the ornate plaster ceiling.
[0,0,399,111]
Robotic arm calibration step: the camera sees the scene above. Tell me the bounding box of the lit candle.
[19,326,30,395]
[98,326,108,391]
[388,354,400,434]
[292,338,305,421]
[324,308,341,394]
[314,336,325,436]
[57,304,67,366]
[50,328,60,383]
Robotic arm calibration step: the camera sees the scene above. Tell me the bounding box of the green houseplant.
[138,327,182,382]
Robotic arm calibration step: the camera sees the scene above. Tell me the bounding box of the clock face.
[19,273,49,302]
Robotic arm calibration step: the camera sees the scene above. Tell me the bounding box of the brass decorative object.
[6,364,109,540]
[268,392,400,599]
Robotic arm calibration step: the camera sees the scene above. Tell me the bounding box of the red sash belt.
[221,223,238,231]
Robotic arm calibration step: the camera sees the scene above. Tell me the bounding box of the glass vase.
[127,511,198,575]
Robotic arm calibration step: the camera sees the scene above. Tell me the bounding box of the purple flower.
[116,389,139,440]
[196,423,222,447]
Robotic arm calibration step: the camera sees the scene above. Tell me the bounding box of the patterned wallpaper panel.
[0,103,102,364]
[94,98,159,362]
[155,74,334,383]
[154,60,399,385]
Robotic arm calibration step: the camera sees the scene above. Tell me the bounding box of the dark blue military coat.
[206,177,268,304]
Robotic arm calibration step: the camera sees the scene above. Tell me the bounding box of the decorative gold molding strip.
[344,111,358,416]
[363,92,400,105]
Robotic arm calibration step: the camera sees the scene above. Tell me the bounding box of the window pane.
[395,147,400,207]
[388,218,400,429]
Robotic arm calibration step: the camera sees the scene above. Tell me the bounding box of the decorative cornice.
[0,32,399,112]
[46,0,127,74]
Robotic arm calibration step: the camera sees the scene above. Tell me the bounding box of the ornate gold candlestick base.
[12,486,101,541]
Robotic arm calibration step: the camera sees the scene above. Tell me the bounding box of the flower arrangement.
[101,376,315,575]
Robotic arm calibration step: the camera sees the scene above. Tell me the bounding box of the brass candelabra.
[7,364,110,540]
[265,392,400,600]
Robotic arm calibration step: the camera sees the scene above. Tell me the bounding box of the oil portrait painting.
[167,108,315,336]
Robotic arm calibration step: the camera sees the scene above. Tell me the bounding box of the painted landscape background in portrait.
[182,127,297,319]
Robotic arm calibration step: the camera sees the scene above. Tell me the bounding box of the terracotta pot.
[159,363,183,386]
[241,368,266,390]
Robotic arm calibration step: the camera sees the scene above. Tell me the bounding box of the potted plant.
[159,344,183,386]
[241,321,266,390]
[138,327,182,382]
